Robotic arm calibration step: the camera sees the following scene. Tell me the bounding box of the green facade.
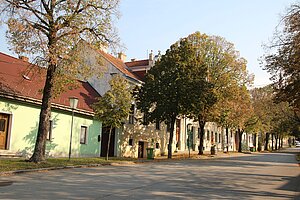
[0,98,102,158]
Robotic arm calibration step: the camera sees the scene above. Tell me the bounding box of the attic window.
[22,74,30,80]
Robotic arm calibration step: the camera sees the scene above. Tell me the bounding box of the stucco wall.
[119,122,170,158]
[0,98,101,158]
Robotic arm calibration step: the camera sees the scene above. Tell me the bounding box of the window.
[129,104,135,124]
[156,143,159,149]
[129,138,133,146]
[207,130,210,140]
[0,119,5,132]
[215,132,218,143]
[219,133,221,144]
[47,120,53,141]
[155,121,160,130]
[80,126,88,144]
[230,131,233,138]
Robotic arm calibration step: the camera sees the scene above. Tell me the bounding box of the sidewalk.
[0,151,250,176]
[138,150,250,163]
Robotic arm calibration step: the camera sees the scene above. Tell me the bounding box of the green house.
[0,52,102,158]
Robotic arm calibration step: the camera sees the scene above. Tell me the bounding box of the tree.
[231,86,253,152]
[183,32,252,155]
[252,86,279,151]
[0,0,120,162]
[93,75,132,160]
[251,85,297,151]
[137,38,194,159]
[263,3,300,122]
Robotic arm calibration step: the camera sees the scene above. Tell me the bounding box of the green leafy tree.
[184,32,252,155]
[93,75,132,160]
[231,86,253,152]
[251,85,298,150]
[137,38,195,159]
[0,0,120,162]
[263,3,300,122]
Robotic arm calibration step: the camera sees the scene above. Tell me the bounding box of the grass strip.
[0,157,136,173]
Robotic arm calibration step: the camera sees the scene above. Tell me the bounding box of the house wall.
[118,118,170,158]
[0,98,101,158]
[176,118,238,153]
[88,61,119,96]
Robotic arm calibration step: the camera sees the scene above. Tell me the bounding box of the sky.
[0,0,296,87]
[116,0,296,87]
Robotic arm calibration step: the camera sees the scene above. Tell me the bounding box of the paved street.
[0,149,299,200]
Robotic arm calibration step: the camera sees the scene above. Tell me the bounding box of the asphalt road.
[0,149,299,200]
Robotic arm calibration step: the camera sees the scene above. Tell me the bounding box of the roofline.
[98,52,143,84]
[125,59,149,65]
[0,92,95,116]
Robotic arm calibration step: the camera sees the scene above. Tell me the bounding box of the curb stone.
[0,162,134,176]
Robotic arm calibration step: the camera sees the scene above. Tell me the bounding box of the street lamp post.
[187,123,192,158]
[69,97,78,160]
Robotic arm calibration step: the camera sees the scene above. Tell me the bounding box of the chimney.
[19,55,29,62]
[149,50,153,61]
[131,58,136,62]
[118,52,127,62]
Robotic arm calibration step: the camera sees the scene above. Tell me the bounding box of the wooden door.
[0,113,9,150]
[176,119,180,142]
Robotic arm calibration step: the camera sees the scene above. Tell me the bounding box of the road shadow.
[279,174,300,192]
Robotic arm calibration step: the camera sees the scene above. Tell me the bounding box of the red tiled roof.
[125,59,150,80]
[0,52,100,113]
[125,59,149,68]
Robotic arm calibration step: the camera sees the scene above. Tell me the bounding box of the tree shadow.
[120,120,169,158]
[278,174,300,192]
[17,116,58,158]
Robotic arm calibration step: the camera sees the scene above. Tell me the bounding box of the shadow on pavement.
[279,174,300,192]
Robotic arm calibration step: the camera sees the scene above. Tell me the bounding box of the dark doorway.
[101,127,116,157]
[138,141,144,158]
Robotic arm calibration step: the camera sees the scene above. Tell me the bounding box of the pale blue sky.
[117,0,295,87]
[0,0,296,87]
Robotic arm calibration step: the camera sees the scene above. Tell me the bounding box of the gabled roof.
[0,52,100,114]
[97,50,142,83]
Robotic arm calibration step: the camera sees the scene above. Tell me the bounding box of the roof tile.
[0,52,100,113]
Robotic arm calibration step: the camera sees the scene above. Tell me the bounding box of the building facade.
[0,52,102,158]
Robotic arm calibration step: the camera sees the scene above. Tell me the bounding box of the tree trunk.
[275,135,278,150]
[29,31,57,163]
[198,119,206,155]
[280,137,283,148]
[29,63,56,163]
[278,136,281,149]
[167,116,176,159]
[271,133,274,151]
[253,133,257,150]
[265,132,269,151]
[238,128,243,152]
[106,125,113,161]
[226,126,229,153]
